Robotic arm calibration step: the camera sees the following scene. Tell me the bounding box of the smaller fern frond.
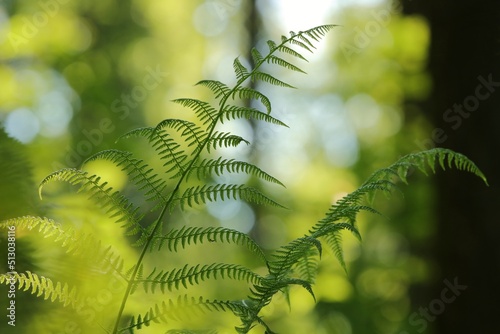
[154,226,267,264]
[231,87,272,114]
[206,132,250,152]
[173,184,285,211]
[0,271,82,308]
[221,105,288,127]
[39,169,143,235]
[233,58,250,81]
[266,55,306,74]
[0,216,126,276]
[121,296,248,333]
[188,157,284,187]
[172,99,218,126]
[155,118,207,152]
[196,80,231,100]
[250,48,264,66]
[84,149,168,205]
[250,71,295,89]
[138,263,263,294]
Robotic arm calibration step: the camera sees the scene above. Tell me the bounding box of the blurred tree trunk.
[403,1,500,332]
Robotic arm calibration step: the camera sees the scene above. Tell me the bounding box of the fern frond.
[0,216,126,275]
[84,149,168,205]
[154,226,267,264]
[138,263,262,294]
[0,271,82,308]
[231,87,272,113]
[251,71,295,88]
[39,169,143,235]
[233,58,250,81]
[266,55,306,73]
[268,236,323,278]
[250,48,264,66]
[173,184,285,210]
[121,296,247,333]
[188,157,284,186]
[155,118,207,151]
[118,126,189,178]
[221,105,288,127]
[206,132,250,152]
[275,44,308,62]
[196,80,231,100]
[172,99,218,126]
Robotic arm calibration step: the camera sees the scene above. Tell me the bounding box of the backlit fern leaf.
[173,184,285,211]
[231,87,271,113]
[0,271,81,308]
[155,118,207,152]
[196,80,231,100]
[120,126,189,177]
[39,168,143,236]
[233,58,250,81]
[138,263,263,294]
[172,99,218,126]
[187,156,284,186]
[121,296,247,333]
[84,149,168,205]
[266,55,306,74]
[221,105,288,127]
[251,71,295,88]
[206,132,250,152]
[0,216,125,275]
[154,226,267,264]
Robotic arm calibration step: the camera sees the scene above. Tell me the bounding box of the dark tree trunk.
[403,1,500,333]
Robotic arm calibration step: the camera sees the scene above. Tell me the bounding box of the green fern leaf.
[251,71,295,88]
[39,169,143,235]
[231,87,272,113]
[250,47,264,66]
[84,149,168,205]
[172,99,218,126]
[155,118,207,151]
[221,105,288,127]
[139,263,262,294]
[0,271,82,308]
[154,226,267,264]
[266,55,306,74]
[196,80,231,100]
[188,157,284,186]
[174,184,285,210]
[233,57,250,81]
[206,132,250,152]
[0,216,126,275]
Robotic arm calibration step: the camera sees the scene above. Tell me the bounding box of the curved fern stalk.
[110,25,337,334]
